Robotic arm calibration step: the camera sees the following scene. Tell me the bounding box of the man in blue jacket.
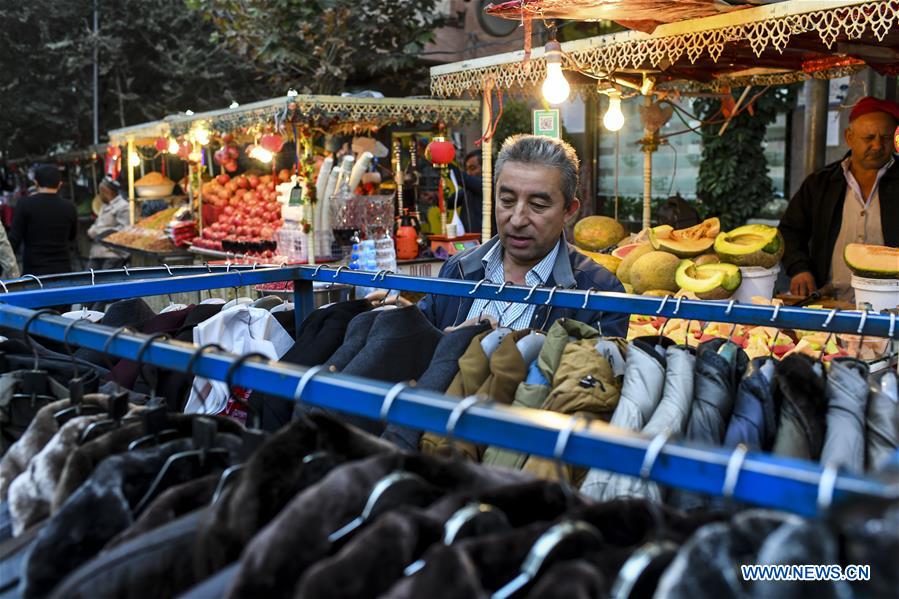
[371,134,627,337]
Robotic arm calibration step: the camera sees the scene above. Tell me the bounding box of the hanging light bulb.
[541,40,570,105]
[603,92,625,132]
[128,152,141,167]
[167,138,179,154]
[248,145,273,163]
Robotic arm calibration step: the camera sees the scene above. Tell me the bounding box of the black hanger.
[15,309,57,399]
[133,332,169,403]
[78,390,130,444]
[185,342,226,406]
[102,325,133,392]
[328,470,439,544]
[54,319,104,425]
[125,332,179,451]
[224,351,270,430]
[489,415,602,598]
[134,416,230,515]
[291,365,340,471]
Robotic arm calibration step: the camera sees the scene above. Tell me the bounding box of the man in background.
[458,149,485,234]
[8,164,77,275]
[86,177,130,270]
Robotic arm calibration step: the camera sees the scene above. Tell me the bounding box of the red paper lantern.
[154,137,168,152]
[259,134,285,153]
[426,136,456,165]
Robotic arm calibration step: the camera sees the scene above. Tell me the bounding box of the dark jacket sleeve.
[8,198,27,252]
[778,177,816,279]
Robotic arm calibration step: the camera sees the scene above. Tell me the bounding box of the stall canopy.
[432,0,899,96]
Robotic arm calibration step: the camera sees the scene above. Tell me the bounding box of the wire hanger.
[54,319,104,425]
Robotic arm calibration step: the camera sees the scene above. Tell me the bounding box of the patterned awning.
[431,0,899,95]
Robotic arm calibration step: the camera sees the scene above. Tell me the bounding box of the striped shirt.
[467,239,561,330]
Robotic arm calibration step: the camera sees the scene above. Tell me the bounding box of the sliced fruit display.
[714,224,784,268]
[616,243,653,285]
[649,217,720,258]
[576,248,621,275]
[843,243,899,279]
[573,216,626,251]
[675,259,742,300]
[629,250,680,294]
[611,242,644,260]
[694,253,720,266]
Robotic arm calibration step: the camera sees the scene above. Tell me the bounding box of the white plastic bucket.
[852,275,899,311]
[733,264,780,304]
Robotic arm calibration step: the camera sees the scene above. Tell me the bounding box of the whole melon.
[573,216,626,251]
[616,243,653,285]
[629,251,680,294]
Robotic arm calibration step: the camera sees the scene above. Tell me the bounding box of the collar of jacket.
[458,235,577,289]
[826,152,899,182]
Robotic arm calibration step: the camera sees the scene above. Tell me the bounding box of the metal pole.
[641,95,654,229]
[92,0,99,146]
[481,81,493,243]
[584,94,597,215]
[803,79,828,177]
[127,140,135,225]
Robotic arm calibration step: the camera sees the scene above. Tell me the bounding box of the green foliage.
[491,100,534,152]
[188,0,445,95]
[0,0,260,157]
[694,85,796,230]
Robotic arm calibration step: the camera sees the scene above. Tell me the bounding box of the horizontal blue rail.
[1,265,896,339]
[0,305,895,518]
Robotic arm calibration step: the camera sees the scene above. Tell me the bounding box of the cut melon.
[694,253,720,266]
[844,243,899,279]
[650,232,714,258]
[675,259,742,300]
[714,224,784,268]
[611,242,643,260]
[576,248,621,275]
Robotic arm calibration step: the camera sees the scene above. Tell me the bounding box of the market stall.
[104,94,480,275]
[428,0,899,365]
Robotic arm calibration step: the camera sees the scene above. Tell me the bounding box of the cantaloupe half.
[844,243,899,279]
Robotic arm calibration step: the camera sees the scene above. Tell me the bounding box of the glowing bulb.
[249,146,273,163]
[167,138,179,154]
[188,150,202,163]
[541,41,569,105]
[229,101,239,109]
[128,153,141,167]
[603,94,625,132]
[193,126,210,146]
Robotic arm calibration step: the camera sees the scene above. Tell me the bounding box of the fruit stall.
[105,94,480,272]
[429,0,898,365]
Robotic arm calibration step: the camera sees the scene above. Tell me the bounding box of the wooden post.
[481,80,493,242]
[127,139,136,225]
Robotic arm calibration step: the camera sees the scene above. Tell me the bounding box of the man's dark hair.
[494,135,579,209]
[33,164,62,189]
[464,150,482,166]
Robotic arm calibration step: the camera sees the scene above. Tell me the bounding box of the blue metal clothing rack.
[0,266,895,518]
[1,264,897,339]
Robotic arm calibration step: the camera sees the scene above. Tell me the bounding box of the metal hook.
[581,287,597,310]
[822,309,837,329]
[655,294,671,315]
[640,432,671,480]
[671,295,684,316]
[123,265,131,277]
[372,269,387,282]
[855,309,868,360]
[818,331,836,362]
[770,303,781,323]
[543,285,561,306]
[380,381,409,422]
[294,365,326,406]
[468,278,487,296]
[225,351,269,406]
[445,396,482,457]
[722,444,748,499]
[0,280,7,293]
[523,282,540,303]
[312,263,327,278]
[553,415,583,500]
[89,268,95,286]
[21,274,42,289]
[202,262,211,273]
[817,463,840,512]
[23,309,57,371]
[495,280,510,296]
[378,270,393,282]
[333,265,347,279]
[186,343,226,402]
[163,263,173,276]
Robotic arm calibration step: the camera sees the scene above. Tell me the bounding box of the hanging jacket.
[820,358,869,472]
[20,433,243,599]
[772,354,828,461]
[521,337,629,487]
[866,370,898,472]
[481,319,600,471]
[382,322,492,452]
[417,235,627,336]
[0,373,70,457]
[225,452,530,599]
[0,398,71,499]
[283,300,373,367]
[420,329,531,461]
[686,339,748,446]
[723,357,779,452]
[73,298,157,367]
[580,338,663,502]
[323,310,380,371]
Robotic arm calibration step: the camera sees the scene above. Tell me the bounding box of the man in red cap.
[780,95,899,300]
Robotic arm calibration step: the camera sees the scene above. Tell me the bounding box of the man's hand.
[365,289,412,309]
[790,272,817,297]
